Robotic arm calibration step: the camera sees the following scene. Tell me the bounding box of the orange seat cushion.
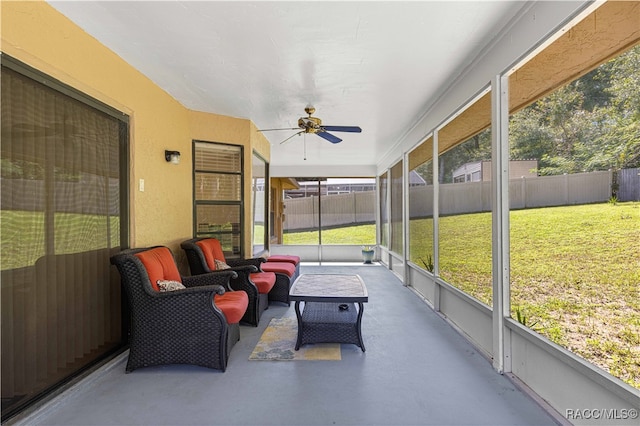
[250,272,276,294]
[268,254,300,265]
[214,291,249,324]
[134,247,181,291]
[261,261,296,277]
[195,239,226,271]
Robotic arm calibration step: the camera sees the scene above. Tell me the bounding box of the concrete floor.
[15,264,559,426]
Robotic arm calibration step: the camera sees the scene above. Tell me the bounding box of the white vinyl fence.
[0,174,120,215]
[284,191,375,231]
[284,170,616,231]
[431,170,613,216]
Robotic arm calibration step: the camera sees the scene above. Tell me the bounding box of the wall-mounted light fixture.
[164,150,181,165]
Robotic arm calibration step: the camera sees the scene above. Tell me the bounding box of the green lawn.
[284,202,640,388]
[283,224,376,245]
[1,210,119,270]
[508,202,639,389]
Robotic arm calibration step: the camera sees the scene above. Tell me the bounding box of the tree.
[509,44,640,174]
[599,44,640,169]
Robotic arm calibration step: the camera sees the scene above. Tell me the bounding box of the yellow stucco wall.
[1,0,270,270]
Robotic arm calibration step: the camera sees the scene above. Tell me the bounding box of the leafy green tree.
[599,44,640,169]
[509,44,640,174]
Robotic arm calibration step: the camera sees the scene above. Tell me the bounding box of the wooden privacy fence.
[284,170,623,231]
[617,168,639,202]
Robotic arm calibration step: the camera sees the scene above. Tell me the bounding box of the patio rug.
[249,317,341,361]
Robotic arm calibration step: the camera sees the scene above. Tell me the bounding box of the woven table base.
[298,302,364,350]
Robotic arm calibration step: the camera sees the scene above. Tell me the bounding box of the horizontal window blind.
[193,141,243,257]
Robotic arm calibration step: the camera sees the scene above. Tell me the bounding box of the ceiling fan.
[258,105,362,145]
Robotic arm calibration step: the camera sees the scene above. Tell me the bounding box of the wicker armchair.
[110,246,248,372]
[182,237,297,306]
[181,238,275,326]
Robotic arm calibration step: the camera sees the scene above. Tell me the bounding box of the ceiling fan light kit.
[258,105,362,145]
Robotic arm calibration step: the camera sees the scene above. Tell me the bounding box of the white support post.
[375,174,381,251]
[432,130,441,312]
[387,168,392,267]
[403,151,410,286]
[491,74,512,374]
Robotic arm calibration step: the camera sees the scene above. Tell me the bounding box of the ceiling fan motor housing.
[298,116,322,133]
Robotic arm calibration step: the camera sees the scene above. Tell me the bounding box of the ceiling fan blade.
[258,127,300,132]
[279,131,304,145]
[321,125,362,133]
[316,131,342,144]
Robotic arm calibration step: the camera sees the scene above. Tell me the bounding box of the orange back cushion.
[195,239,226,271]
[134,247,181,291]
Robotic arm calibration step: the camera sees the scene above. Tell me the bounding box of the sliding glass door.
[1,56,128,420]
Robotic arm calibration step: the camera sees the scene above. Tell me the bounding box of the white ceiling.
[47,1,529,172]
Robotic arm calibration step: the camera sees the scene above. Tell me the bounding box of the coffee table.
[289,274,368,352]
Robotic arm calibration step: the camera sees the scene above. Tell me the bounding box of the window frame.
[192,140,244,258]
[251,150,269,256]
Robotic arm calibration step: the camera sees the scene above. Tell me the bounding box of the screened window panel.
[278,177,377,246]
[438,129,492,306]
[408,142,434,271]
[194,172,241,201]
[318,184,375,245]
[390,161,403,255]
[251,152,268,255]
[1,63,126,418]
[196,205,241,233]
[195,205,241,254]
[508,45,640,387]
[379,172,389,248]
[279,178,377,246]
[283,181,320,245]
